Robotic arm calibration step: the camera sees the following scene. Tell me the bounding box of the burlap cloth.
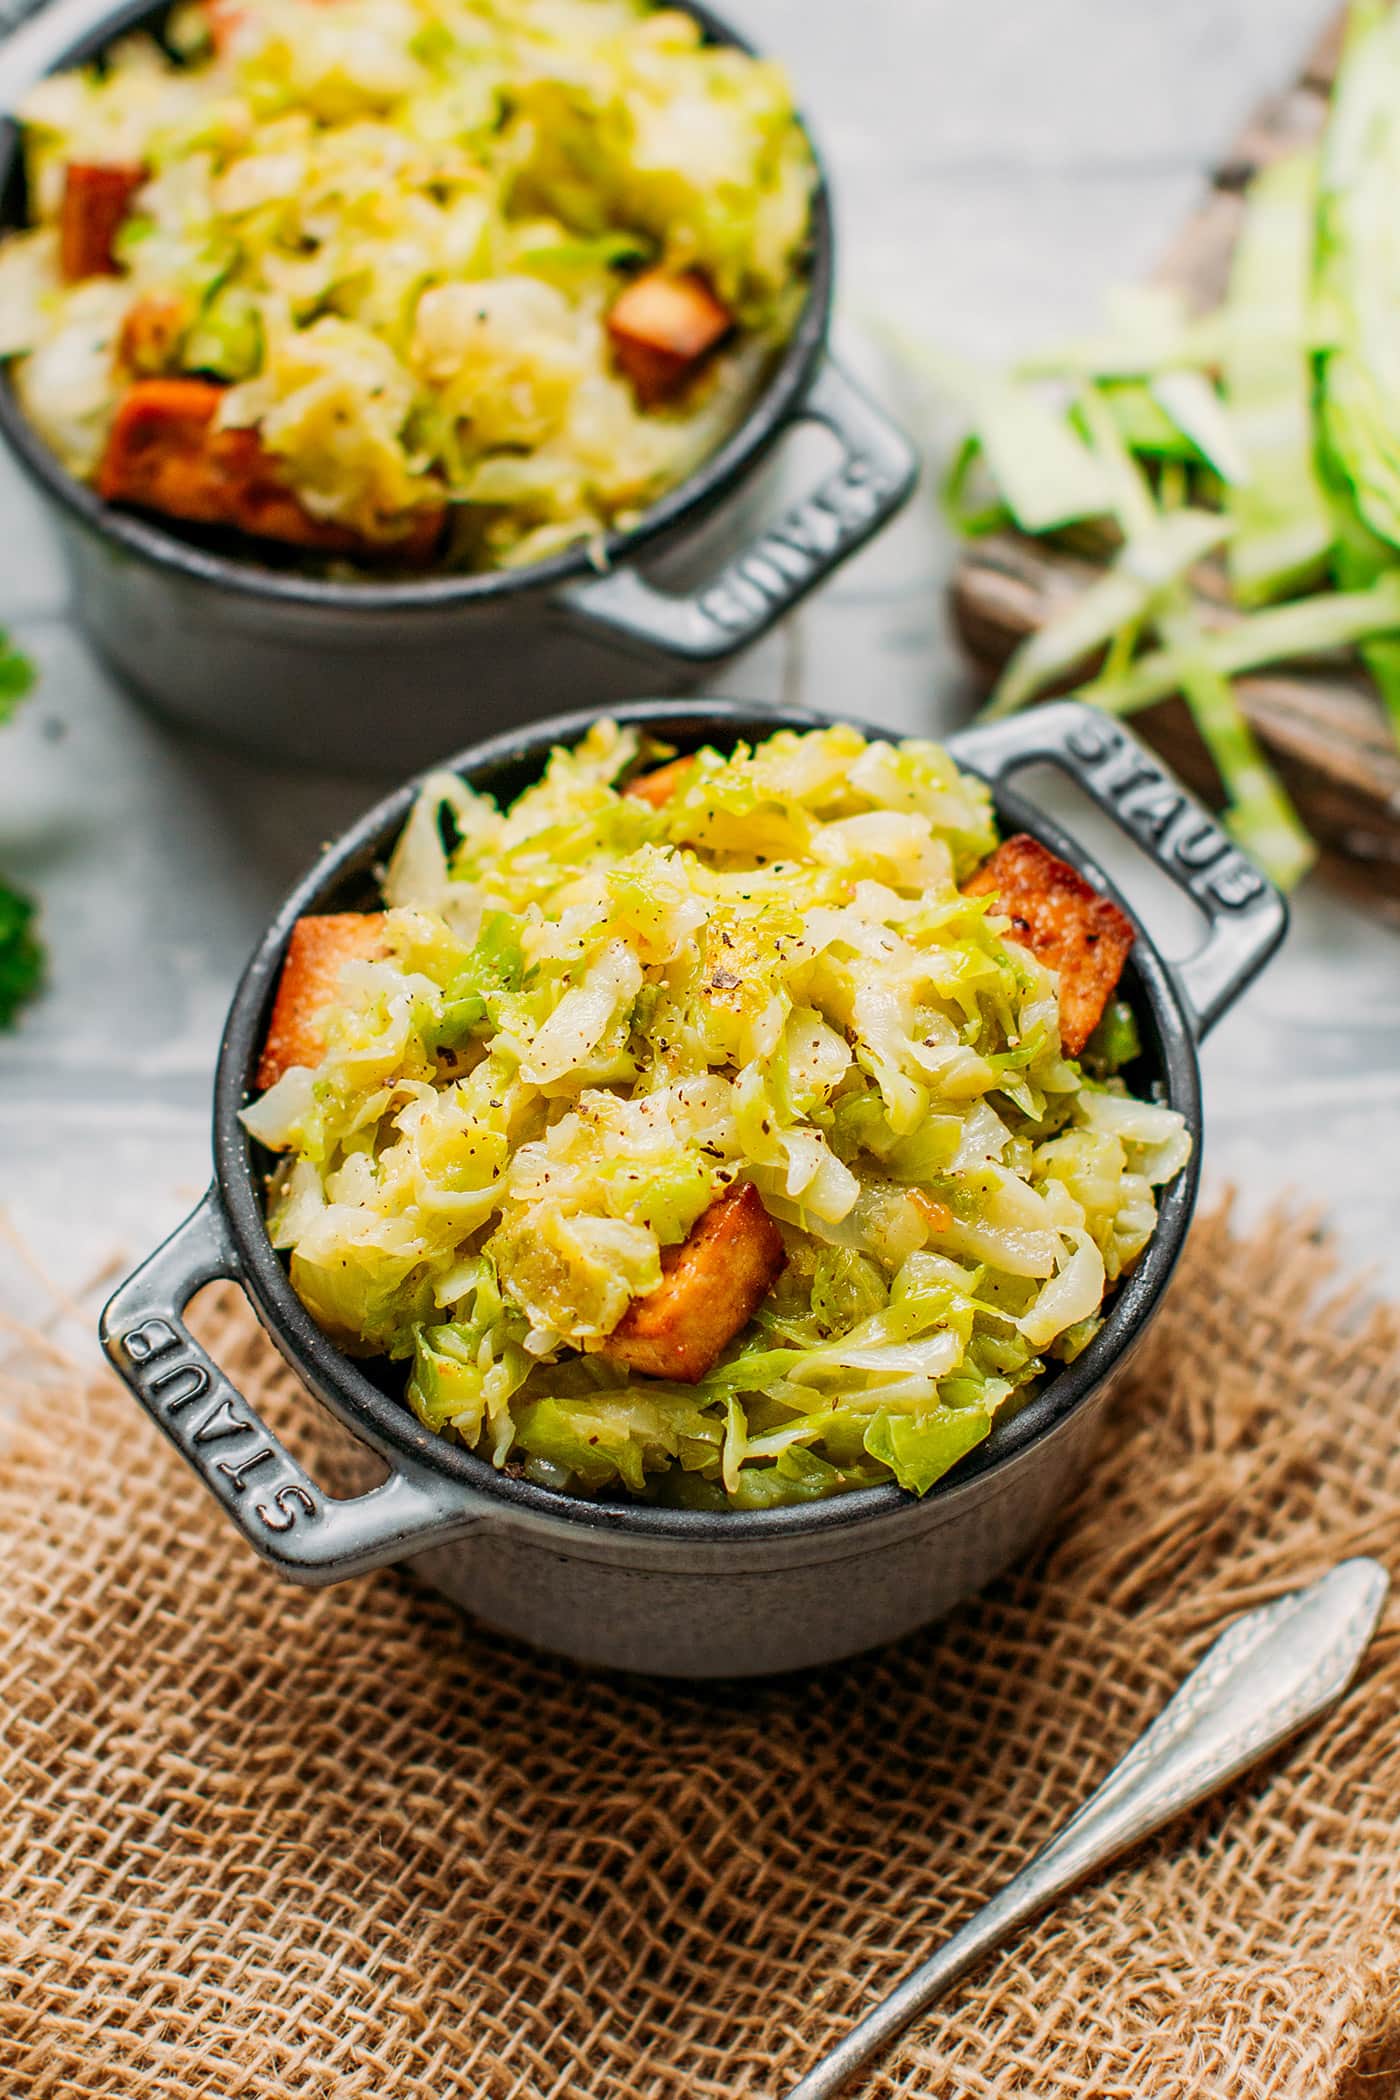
[2,1199,1399,2100]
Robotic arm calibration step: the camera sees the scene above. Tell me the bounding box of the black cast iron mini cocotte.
[0,0,917,771]
[101,700,1287,1677]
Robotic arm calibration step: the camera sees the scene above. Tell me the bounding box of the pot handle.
[947,700,1288,1041]
[99,1190,487,1585]
[0,0,120,103]
[560,356,919,660]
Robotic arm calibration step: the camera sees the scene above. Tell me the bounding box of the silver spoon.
[785,1557,1389,2100]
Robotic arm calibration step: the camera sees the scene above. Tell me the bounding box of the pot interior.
[210,700,1203,1543]
[0,0,833,610]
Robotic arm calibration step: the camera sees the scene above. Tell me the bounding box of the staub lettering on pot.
[1064,716,1267,911]
[119,1317,319,1531]
[697,457,894,633]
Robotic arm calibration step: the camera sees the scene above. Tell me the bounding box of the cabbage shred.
[242,722,1190,1508]
[0,0,814,568]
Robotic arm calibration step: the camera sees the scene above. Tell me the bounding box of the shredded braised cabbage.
[0,0,813,567]
[241,721,1190,1506]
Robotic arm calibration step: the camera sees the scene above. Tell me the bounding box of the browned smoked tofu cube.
[60,162,145,281]
[99,380,444,560]
[963,834,1135,1058]
[117,293,190,374]
[622,756,696,807]
[256,914,388,1090]
[206,0,246,50]
[607,269,732,407]
[600,1181,785,1383]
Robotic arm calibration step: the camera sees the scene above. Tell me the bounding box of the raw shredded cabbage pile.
[899,0,1400,894]
[0,0,813,567]
[242,721,1190,1507]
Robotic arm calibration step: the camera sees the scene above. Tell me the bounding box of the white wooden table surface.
[1,0,1396,1328]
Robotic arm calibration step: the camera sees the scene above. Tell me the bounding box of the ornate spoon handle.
[785,1558,1388,2100]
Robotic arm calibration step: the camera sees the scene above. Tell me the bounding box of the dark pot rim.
[210,698,1203,1545]
[0,0,833,613]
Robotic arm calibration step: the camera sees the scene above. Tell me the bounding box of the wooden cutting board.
[948,6,1400,913]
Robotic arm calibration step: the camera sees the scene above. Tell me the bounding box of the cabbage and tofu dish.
[242,722,1191,1508]
[0,0,814,571]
